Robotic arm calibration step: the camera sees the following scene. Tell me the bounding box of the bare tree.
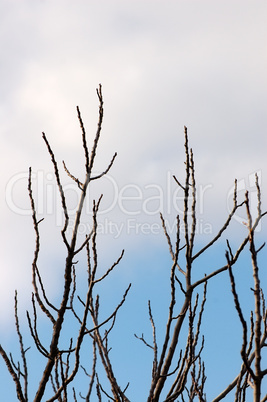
[0,85,131,401]
[213,180,267,402]
[0,86,266,401]
[131,127,266,402]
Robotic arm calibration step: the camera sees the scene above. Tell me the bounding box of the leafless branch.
[226,251,254,378]
[160,213,185,275]
[76,105,90,173]
[148,300,158,380]
[42,133,70,249]
[214,180,266,402]
[26,296,49,358]
[91,152,117,181]
[14,291,28,400]
[173,175,185,191]
[134,333,153,349]
[62,160,83,189]
[1,89,266,402]
[192,180,245,261]
[28,167,56,324]
[93,249,125,284]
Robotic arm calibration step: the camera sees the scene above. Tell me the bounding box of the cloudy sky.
[0,0,266,400]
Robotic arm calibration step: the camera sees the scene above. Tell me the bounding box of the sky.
[0,0,266,400]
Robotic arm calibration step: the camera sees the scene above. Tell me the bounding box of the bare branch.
[134,333,153,349]
[62,160,83,189]
[160,213,185,275]
[212,332,267,402]
[84,336,97,401]
[0,344,25,402]
[88,84,104,172]
[173,175,185,191]
[77,105,90,173]
[28,167,56,324]
[226,251,254,379]
[86,284,132,335]
[93,249,125,284]
[192,179,244,261]
[73,229,94,256]
[189,147,197,257]
[42,133,70,249]
[14,291,28,400]
[245,188,264,401]
[91,152,117,181]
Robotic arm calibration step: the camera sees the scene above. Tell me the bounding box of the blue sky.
[0,0,266,400]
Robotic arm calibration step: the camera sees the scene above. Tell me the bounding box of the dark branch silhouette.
[0,87,266,401]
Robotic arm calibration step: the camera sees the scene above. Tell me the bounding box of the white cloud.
[0,0,266,326]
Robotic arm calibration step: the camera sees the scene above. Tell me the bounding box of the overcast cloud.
[0,0,266,325]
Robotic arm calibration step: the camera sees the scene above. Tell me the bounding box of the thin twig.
[14,291,28,400]
[62,160,83,189]
[77,106,90,173]
[42,133,70,249]
[226,251,254,379]
[160,213,185,275]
